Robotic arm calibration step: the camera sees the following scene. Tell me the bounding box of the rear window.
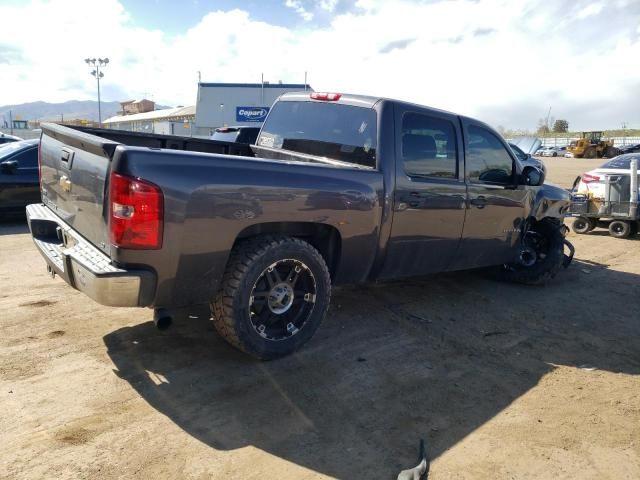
[211,131,240,142]
[602,154,640,169]
[257,101,377,168]
[0,141,33,159]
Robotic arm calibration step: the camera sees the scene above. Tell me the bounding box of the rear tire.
[609,220,631,239]
[584,147,597,159]
[500,220,565,285]
[571,217,594,234]
[211,235,331,360]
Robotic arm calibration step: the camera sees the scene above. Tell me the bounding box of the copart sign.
[236,106,270,123]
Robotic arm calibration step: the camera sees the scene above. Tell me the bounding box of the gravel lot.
[1,156,638,479]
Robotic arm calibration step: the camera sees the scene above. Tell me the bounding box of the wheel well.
[234,222,342,279]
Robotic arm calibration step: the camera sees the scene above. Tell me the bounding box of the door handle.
[470,196,487,208]
[60,148,74,169]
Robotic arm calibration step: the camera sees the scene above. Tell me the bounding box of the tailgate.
[40,123,119,255]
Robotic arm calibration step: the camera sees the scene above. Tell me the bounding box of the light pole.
[85,57,109,125]
[219,103,225,127]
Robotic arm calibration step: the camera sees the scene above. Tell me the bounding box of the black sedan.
[0,139,40,215]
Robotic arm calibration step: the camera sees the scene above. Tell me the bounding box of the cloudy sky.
[0,0,639,130]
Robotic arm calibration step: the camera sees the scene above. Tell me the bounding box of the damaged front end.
[502,185,575,284]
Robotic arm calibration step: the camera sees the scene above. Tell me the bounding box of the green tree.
[553,119,569,133]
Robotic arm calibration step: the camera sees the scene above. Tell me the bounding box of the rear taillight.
[582,173,601,183]
[109,172,163,249]
[310,92,342,101]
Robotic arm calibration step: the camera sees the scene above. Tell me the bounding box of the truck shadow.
[104,260,640,478]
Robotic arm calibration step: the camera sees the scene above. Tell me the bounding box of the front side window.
[466,125,514,185]
[401,112,457,178]
[258,101,377,168]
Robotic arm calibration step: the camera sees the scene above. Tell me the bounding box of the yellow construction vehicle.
[566,131,619,158]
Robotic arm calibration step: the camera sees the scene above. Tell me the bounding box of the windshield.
[601,154,640,169]
[257,101,377,168]
[508,143,527,161]
[211,131,240,142]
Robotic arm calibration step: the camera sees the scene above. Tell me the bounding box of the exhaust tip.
[153,308,172,330]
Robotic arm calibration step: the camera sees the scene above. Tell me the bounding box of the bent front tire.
[500,220,565,285]
[211,235,331,360]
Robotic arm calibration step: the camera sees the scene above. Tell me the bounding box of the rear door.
[450,120,528,269]
[379,106,466,278]
[40,124,119,254]
[0,146,39,210]
[12,146,40,207]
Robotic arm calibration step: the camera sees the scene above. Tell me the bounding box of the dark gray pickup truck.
[28,92,573,359]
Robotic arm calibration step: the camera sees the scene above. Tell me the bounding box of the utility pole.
[85,57,109,125]
[545,106,552,132]
[9,110,13,135]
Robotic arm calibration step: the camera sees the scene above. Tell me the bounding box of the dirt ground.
[1,156,638,479]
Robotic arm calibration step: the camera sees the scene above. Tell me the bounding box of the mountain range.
[0,100,171,124]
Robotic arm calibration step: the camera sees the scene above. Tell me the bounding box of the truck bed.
[35,123,384,308]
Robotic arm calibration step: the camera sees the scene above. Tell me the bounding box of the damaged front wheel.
[500,220,571,285]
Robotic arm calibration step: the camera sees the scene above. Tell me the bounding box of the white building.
[103,105,196,136]
[195,82,312,133]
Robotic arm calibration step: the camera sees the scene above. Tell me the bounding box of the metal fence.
[539,136,640,147]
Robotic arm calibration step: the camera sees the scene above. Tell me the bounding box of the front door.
[450,121,529,270]
[379,107,466,279]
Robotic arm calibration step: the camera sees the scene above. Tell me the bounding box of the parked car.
[541,146,567,157]
[569,153,639,238]
[0,133,23,145]
[508,142,547,175]
[572,153,640,200]
[28,91,570,360]
[210,126,260,144]
[618,143,640,154]
[0,139,40,214]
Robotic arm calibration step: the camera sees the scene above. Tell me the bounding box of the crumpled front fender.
[530,183,571,221]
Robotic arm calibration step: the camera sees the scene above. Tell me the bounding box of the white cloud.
[319,0,339,12]
[284,0,314,21]
[576,2,604,19]
[1,0,639,130]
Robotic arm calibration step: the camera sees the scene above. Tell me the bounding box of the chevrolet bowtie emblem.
[59,175,72,192]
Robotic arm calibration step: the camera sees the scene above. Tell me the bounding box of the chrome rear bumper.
[26,203,155,307]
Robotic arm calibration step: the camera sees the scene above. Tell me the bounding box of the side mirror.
[521,166,545,186]
[0,160,18,174]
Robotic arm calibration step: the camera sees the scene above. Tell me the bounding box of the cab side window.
[402,112,457,179]
[466,125,514,185]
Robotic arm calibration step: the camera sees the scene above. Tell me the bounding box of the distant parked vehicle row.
[534,146,567,157]
[0,139,40,214]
